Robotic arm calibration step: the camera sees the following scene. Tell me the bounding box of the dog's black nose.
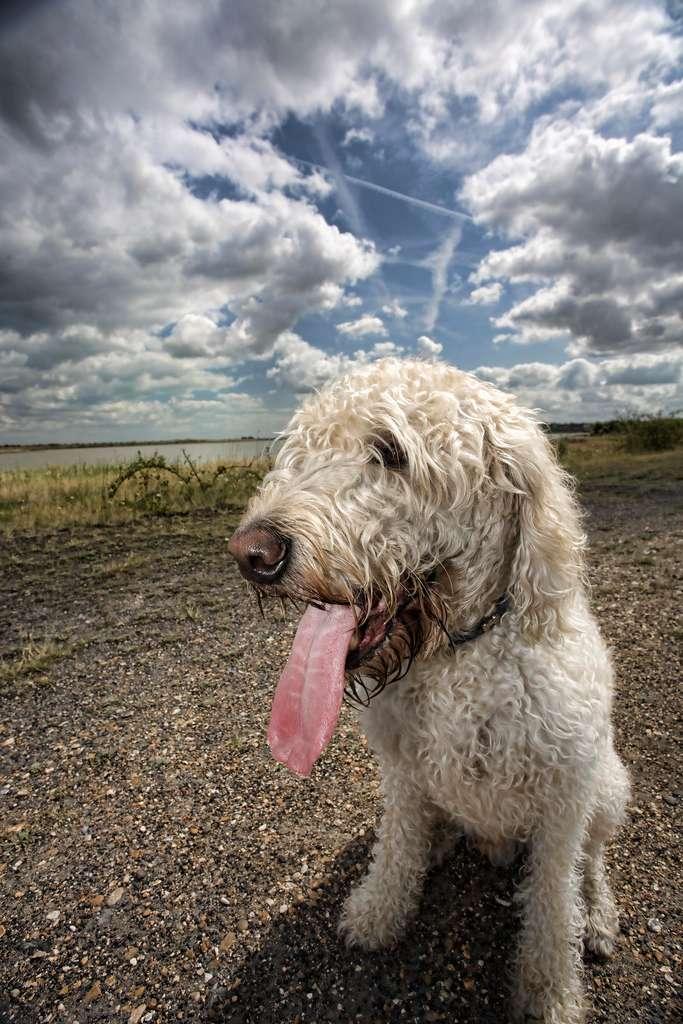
[227,523,289,584]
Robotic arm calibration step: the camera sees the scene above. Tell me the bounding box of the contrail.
[296,157,472,222]
[424,223,463,331]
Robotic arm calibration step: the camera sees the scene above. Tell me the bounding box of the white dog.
[228,358,630,1024]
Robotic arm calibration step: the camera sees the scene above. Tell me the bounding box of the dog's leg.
[583,751,630,958]
[339,767,433,949]
[513,812,586,1024]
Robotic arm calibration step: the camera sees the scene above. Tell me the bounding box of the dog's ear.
[485,414,585,639]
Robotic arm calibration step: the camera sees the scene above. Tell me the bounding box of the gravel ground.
[0,478,681,1024]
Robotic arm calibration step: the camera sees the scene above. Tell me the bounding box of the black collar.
[445,592,510,650]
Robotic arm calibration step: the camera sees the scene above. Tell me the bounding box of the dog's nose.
[227,523,289,584]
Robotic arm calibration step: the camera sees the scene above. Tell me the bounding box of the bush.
[591,419,623,436]
[552,438,569,462]
[107,450,269,513]
[591,414,682,451]
[619,415,683,453]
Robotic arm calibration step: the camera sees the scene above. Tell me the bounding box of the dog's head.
[228,358,584,774]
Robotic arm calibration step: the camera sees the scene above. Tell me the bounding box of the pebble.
[2,504,679,1024]
[83,980,102,1005]
[219,932,236,953]
[107,886,125,907]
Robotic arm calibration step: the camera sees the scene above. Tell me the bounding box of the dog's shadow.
[206,833,521,1023]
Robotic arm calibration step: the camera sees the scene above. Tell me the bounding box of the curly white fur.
[241,358,630,1024]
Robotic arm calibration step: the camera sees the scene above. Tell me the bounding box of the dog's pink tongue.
[268,603,356,777]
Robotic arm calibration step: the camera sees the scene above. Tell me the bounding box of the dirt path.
[1,482,681,1024]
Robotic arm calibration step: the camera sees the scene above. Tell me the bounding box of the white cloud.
[417,335,443,356]
[337,314,387,337]
[473,351,683,420]
[1,0,681,436]
[381,300,408,319]
[463,123,683,355]
[467,282,503,305]
[268,333,396,392]
[1,109,379,344]
[0,322,290,440]
[2,1,680,166]
[343,127,375,146]
[370,341,402,357]
[650,79,683,129]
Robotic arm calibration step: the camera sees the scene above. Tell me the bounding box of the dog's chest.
[359,656,540,834]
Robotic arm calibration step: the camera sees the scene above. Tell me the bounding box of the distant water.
[0,439,274,471]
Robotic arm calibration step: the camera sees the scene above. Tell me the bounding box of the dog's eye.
[370,436,406,471]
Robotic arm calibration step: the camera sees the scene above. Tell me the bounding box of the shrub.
[619,415,683,453]
[591,414,683,451]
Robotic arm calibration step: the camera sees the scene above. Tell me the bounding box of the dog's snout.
[227,523,289,583]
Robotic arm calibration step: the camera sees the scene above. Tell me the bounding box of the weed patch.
[0,452,269,534]
[0,638,73,691]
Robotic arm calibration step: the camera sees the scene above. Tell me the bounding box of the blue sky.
[0,0,682,441]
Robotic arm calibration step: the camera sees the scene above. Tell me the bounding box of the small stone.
[237,918,248,932]
[83,981,102,1005]
[91,895,105,909]
[647,917,663,933]
[663,793,677,806]
[46,910,60,924]
[129,1005,146,1024]
[107,886,124,907]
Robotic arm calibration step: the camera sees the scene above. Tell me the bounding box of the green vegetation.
[1,430,681,536]
[0,451,270,534]
[591,414,683,452]
[557,433,683,485]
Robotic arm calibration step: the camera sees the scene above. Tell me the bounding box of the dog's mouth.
[267,588,421,779]
[345,596,392,670]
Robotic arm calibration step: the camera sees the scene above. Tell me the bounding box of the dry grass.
[0,455,270,534]
[558,434,683,484]
[1,439,681,536]
[0,637,73,689]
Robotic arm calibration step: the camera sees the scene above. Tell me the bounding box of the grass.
[0,453,270,534]
[95,553,152,578]
[0,637,73,689]
[556,434,683,485]
[0,437,681,536]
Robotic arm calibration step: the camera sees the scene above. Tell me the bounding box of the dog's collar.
[445,592,510,650]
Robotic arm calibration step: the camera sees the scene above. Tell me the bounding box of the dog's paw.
[338,883,409,950]
[475,836,520,867]
[583,924,617,959]
[583,906,619,959]
[513,985,586,1024]
[429,826,461,869]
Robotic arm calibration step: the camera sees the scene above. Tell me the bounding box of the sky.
[1,0,682,442]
